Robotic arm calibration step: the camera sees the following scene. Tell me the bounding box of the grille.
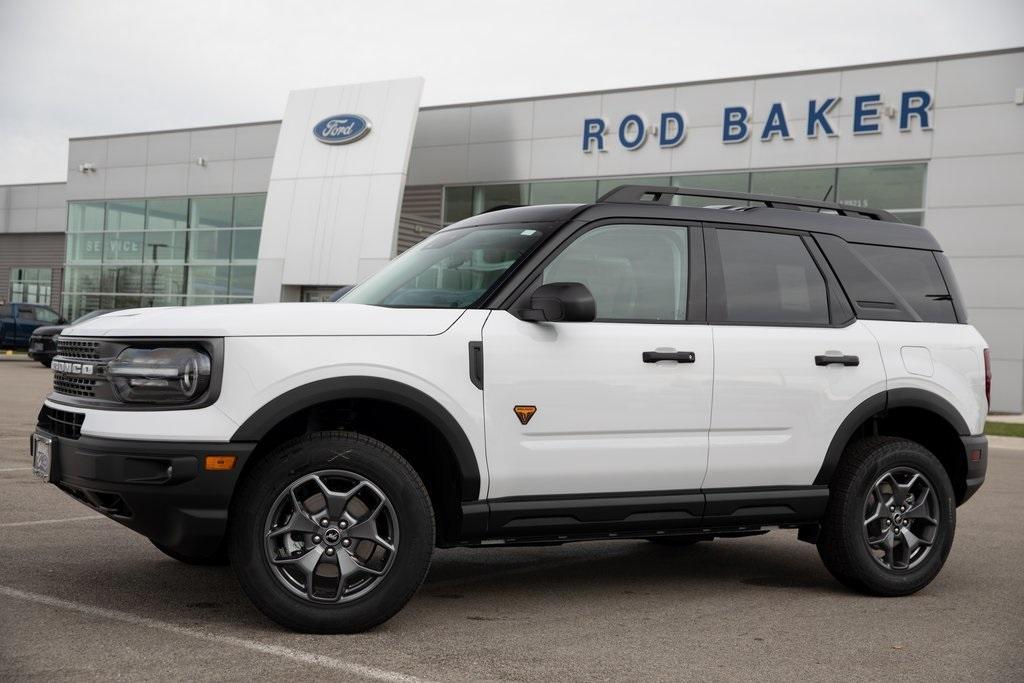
[53,375,98,397]
[56,338,101,360]
[37,405,85,439]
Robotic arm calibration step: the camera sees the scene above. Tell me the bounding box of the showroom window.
[441,164,926,229]
[9,268,53,305]
[63,194,265,319]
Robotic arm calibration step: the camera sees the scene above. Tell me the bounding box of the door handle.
[643,351,696,364]
[815,354,859,366]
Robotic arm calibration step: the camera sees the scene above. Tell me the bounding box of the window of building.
[543,224,690,322]
[9,268,53,305]
[670,172,750,207]
[713,229,829,325]
[472,184,528,214]
[190,196,234,229]
[596,177,664,197]
[63,194,265,318]
[529,180,598,205]
[67,202,105,231]
[442,164,926,230]
[443,186,473,225]
[749,168,836,202]
[105,200,146,230]
[146,198,188,230]
[836,164,925,224]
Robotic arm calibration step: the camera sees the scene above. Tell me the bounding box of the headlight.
[107,347,212,404]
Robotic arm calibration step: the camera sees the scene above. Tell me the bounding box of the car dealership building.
[0,48,1022,411]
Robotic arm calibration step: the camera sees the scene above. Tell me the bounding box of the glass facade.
[63,194,265,318]
[9,267,53,305]
[442,164,927,226]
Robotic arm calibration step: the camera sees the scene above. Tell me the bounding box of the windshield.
[342,225,549,308]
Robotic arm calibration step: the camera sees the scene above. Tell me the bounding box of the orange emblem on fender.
[514,405,537,425]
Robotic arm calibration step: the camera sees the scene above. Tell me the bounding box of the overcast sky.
[1,0,1022,185]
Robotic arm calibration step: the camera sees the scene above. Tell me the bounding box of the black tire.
[229,431,434,633]
[39,358,52,368]
[817,436,956,596]
[150,539,229,566]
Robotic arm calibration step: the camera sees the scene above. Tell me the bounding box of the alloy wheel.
[264,470,399,603]
[862,466,940,571]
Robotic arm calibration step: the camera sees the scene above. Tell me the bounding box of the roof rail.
[597,185,900,222]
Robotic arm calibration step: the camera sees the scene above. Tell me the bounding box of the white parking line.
[0,585,428,682]
[0,467,32,472]
[0,515,104,528]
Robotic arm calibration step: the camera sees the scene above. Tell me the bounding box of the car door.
[702,225,886,503]
[15,305,37,347]
[481,221,713,513]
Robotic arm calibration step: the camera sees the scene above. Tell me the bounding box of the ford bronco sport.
[32,185,990,633]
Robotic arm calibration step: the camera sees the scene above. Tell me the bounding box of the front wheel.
[817,437,956,596]
[229,431,434,633]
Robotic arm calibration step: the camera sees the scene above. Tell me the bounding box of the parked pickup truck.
[27,309,116,367]
[0,303,65,351]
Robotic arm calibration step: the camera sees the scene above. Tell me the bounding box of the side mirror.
[520,282,596,323]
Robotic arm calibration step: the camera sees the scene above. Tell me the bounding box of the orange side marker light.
[204,455,237,471]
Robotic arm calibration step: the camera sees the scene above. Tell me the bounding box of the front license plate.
[31,435,53,481]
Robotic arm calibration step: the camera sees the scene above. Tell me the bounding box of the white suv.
[32,185,990,633]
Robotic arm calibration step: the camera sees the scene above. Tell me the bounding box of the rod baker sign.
[581,90,932,152]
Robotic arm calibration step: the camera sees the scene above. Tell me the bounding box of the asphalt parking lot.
[1,358,1022,681]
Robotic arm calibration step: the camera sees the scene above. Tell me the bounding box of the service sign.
[582,90,933,152]
[312,114,372,145]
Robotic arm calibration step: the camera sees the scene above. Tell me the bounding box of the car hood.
[60,303,466,338]
[31,324,67,338]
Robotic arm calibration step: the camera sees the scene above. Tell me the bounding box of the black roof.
[447,186,940,251]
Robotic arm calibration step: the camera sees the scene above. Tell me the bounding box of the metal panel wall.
[0,233,66,310]
[396,185,443,254]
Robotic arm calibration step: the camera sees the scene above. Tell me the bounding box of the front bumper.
[960,434,988,504]
[27,336,56,362]
[34,425,255,557]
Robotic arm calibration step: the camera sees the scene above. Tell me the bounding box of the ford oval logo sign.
[312,114,372,145]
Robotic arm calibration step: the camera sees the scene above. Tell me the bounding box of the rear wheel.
[817,437,956,596]
[229,431,434,633]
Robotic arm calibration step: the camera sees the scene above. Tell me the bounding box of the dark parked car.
[28,309,115,367]
[0,303,65,353]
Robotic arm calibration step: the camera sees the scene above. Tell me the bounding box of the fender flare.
[231,376,481,501]
[813,388,970,486]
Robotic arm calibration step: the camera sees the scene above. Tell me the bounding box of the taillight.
[983,348,992,408]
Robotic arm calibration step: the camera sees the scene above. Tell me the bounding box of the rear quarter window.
[851,244,958,324]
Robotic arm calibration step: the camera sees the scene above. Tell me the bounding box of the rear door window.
[851,244,957,324]
[710,228,829,325]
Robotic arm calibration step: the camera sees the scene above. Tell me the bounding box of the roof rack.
[597,185,899,222]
